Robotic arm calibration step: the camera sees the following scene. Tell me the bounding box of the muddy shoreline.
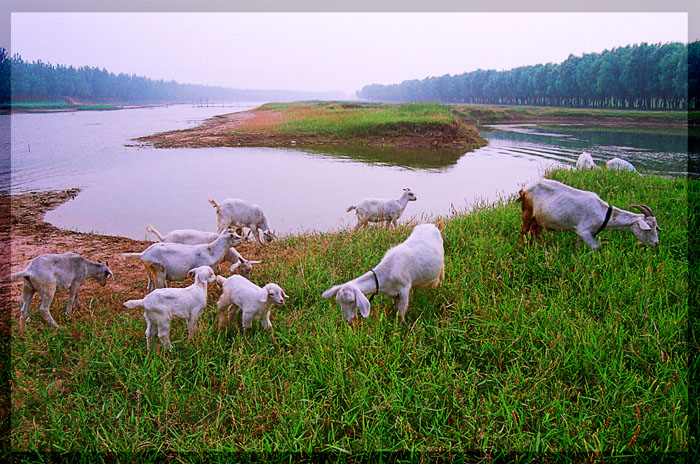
[2,190,260,329]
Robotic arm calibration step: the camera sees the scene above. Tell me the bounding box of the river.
[4,104,691,240]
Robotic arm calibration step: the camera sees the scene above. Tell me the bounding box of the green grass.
[256,102,459,138]
[11,169,690,455]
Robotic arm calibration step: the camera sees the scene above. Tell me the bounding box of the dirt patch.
[135,108,486,150]
[1,189,262,329]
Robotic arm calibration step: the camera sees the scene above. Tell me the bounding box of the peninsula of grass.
[10,168,690,455]
[137,101,487,150]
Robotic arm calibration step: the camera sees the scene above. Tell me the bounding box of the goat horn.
[629,204,653,217]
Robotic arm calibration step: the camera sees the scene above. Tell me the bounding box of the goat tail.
[123,299,144,309]
[145,224,165,242]
[436,219,445,232]
[121,252,142,259]
[346,205,356,212]
[208,198,219,209]
[10,270,28,282]
[516,189,525,203]
[215,275,227,285]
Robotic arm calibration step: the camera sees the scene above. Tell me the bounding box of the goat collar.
[369,269,379,302]
[594,205,614,237]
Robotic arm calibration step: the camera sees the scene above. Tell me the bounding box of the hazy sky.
[10,11,690,96]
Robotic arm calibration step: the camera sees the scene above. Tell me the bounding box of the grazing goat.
[215,275,288,331]
[606,157,637,172]
[146,224,253,272]
[208,198,276,245]
[11,253,113,327]
[322,221,444,324]
[346,188,417,230]
[517,179,660,250]
[123,230,241,292]
[124,266,216,349]
[576,151,596,170]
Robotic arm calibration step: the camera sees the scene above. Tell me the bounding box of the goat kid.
[215,275,288,332]
[123,266,216,349]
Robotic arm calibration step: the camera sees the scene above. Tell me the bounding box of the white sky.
[10,12,689,95]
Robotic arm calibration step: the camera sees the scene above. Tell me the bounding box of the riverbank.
[454,105,694,131]
[1,101,122,114]
[7,168,690,453]
[136,102,487,150]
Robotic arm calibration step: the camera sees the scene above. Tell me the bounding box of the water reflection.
[300,145,467,171]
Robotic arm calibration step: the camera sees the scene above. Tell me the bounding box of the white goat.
[346,188,417,230]
[146,224,220,245]
[215,275,288,331]
[576,151,596,170]
[517,178,660,250]
[11,253,113,327]
[208,198,276,245]
[322,221,444,324]
[123,266,216,349]
[123,230,241,292]
[146,224,257,276]
[606,157,637,172]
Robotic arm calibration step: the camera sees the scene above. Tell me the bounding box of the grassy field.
[241,102,466,137]
[10,168,690,457]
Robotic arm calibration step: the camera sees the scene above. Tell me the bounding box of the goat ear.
[258,289,269,303]
[282,290,290,298]
[322,285,340,299]
[354,288,371,318]
[230,261,241,272]
[249,260,262,265]
[638,218,652,231]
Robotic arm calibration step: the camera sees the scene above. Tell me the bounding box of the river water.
[4,104,691,240]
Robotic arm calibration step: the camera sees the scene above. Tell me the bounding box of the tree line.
[358,42,699,110]
[0,49,343,104]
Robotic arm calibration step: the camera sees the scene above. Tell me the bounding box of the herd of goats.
[10,152,661,349]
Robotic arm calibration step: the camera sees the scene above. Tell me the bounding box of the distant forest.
[358,42,699,110]
[1,42,698,110]
[0,49,344,104]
